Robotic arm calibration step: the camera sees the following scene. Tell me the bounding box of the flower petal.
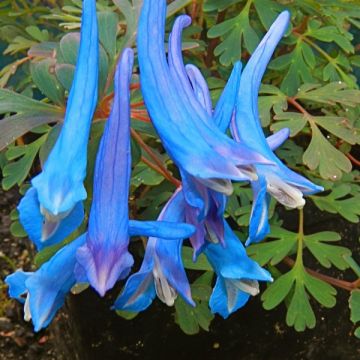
[209,277,250,319]
[213,61,242,133]
[31,0,99,216]
[18,187,84,250]
[138,0,273,193]
[232,11,323,196]
[266,128,290,150]
[205,221,272,282]
[5,270,32,303]
[128,220,195,239]
[113,243,156,312]
[76,49,134,297]
[246,175,271,246]
[185,64,212,115]
[24,234,85,331]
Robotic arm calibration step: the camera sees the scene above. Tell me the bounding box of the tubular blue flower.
[114,189,195,312]
[6,49,195,332]
[75,49,195,297]
[166,17,290,255]
[138,0,275,197]
[230,11,323,245]
[18,0,99,248]
[5,235,86,332]
[204,222,272,319]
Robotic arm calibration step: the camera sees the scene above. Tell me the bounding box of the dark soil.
[1,188,359,360]
[0,189,62,360]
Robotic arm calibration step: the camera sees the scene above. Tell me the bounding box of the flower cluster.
[5,0,322,331]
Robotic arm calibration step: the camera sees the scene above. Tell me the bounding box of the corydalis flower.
[231,11,323,245]
[6,235,86,331]
[167,18,289,256]
[18,0,98,249]
[114,189,194,312]
[138,0,274,197]
[6,50,195,330]
[75,49,194,297]
[204,222,272,318]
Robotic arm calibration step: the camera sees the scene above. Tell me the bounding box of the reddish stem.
[284,257,360,292]
[131,129,181,187]
[347,153,360,167]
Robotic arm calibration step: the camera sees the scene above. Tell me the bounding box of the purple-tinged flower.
[165,15,291,256]
[6,49,195,330]
[18,0,98,249]
[114,189,194,312]
[138,0,274,197]
[230,11,323,245]
[75,49,194,297]
[5,235,86,332]
[204,222,272,318]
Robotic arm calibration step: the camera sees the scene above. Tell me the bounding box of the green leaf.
[55,64,75,91]
[296,82,360,107]
[131,162,165,186]
[98,11,119,60]
[25,25,49,42]
[57,32,109,95]
[31,58,65,105]
[247,226,297,266]
[204,0,241,12]
[349,290,360,339]
[253,0,284,29]
[303,124,352,180]
[167,0,192,17]
[0,88,60,114]
[59,33,79,65]
[114,0,143,48]
[10,221,27,238]
[182,246,213,271]
[175,272,214,335]
[311,184,360,223]
[262,269,295,310]
[258,85,288,127]
[280,42,315,96]
[303,272,337,308]
[0,113,63,152]
[4,36,37,55]
[272,111,308,136]
[303,232,351,270]
[116,310,139,320]
[286,280,316,332]
[2,135,47,190]
[208,1,259,66]
[130,137,142,167]
[309,25,354,54]
[313,116,360,145]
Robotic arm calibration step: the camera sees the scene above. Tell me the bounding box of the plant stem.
[346,153,360,167]
[284,257,359,292]
[283,209,360,291]
[131,129,181,187]
[295,208,304,267]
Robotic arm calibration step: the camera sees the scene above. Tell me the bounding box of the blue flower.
[163,14,291,256]
[230,11,324,245]
[18,0,99,249]
[138,0,274,197]
[5,235,87,332]
[204,222,272,318]
[6,49,195,330]
[114,189,195,312]
[75,49,194,297]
